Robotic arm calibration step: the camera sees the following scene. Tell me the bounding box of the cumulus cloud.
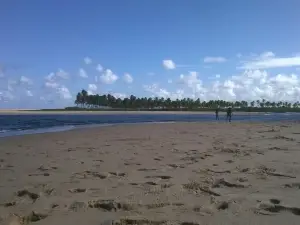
[45,82,59,89]
[20,76,33,85]
[239,52,300,69]
[123,73,133,84]
[204,57,227,63]
[45,69,69,82]
[163,60,176,70]
[99,69,118,84]
[79,68,88,78]
[56,85,72,99]
[84,57,92,65]
[56,69,69,79]
[96,64,103,72]
[112,92,127,99]
[0,90,14,102]
[26,90,33,97]
[88,84,97,95]
[143,69,300,102]
[143,83,185,100]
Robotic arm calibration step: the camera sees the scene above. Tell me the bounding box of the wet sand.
[1,122,300,225]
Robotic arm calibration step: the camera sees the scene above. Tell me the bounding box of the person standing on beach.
[226,106,232,122]
[215,107,220,120]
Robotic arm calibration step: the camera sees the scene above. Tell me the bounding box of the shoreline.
[0,110,268,115]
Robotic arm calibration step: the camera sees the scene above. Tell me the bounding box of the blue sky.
[1,0,300,108]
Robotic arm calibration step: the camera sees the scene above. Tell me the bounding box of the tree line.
[71,89,300,112]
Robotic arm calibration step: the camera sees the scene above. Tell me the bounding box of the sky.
[1,0,300,109]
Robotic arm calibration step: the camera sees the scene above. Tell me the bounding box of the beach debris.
[183,181,221,196]
[216,201,229,210]
[146,202,170,209]
[137,168,157,171]
[114,218,167,225]
[255,202,300,216]
[168,163,185,168]
[88,199,136,212]
[206,168,231,174]
[28,172,50,177]
[3,201,16,207]
[16,190,39,201]
[284,182,300,188]
[212,178,246,188]
[145,181,158,186]
[68,188,86,193]
[181,222,200,225]
[21,211,48,223]
[69,201,87,212]
[270,199,281,204]
[72,170,108,179]
[145,175,172,180]
[274,135,295,141]
[88,200,117,211]
[109,172,126,177]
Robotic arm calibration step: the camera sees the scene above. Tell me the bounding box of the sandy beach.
[1,122,300,225]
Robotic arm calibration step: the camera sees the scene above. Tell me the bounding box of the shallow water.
[0,113,299,137]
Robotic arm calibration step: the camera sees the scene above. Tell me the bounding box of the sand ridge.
[1,122,300,224]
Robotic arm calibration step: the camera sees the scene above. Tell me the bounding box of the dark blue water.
[0,113,299,137]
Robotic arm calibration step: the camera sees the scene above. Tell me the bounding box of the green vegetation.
[69,89,300,113]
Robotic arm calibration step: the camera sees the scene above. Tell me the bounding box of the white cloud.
[215,74,221,78]
[167,79,173,84]
[143,69,300,102]
[88,84,97,95]
[0,91,14,102]
[112,92,127,99]
[123,73,133,84]
[143,83,185,100]
[100,69,118,84]
[236,53,242,58]
[45,82,59,88]
[204,57,227,63]
[178,71,207,97]
[26,90,33,97]
[20,76,33,85]
[45,69,69,82]
[163,60,176,70]
[45,72,55,82]
[96,64,103,72]
[259,51,275,60]
[79,68,88,78]
[88,84,97,91]
[239,52,300,70]
[57,85,72,99]
[84,57,92,65]
[56,69,69,79]
[8,85,13,92]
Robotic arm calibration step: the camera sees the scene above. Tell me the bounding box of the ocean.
[0,113,299,138]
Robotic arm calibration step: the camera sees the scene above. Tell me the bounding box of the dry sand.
[1,122,300,225]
